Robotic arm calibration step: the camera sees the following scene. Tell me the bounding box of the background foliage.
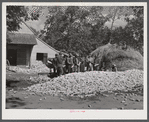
[7,6,144,56]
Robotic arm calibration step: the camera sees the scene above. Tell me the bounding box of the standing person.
[86,55,94,71]
[53,54,58,76]
[77,56,81,72]
[67,53,74,73]
[46,58,53,74]
[65,55,69,74]
[46,58,56,78]
[70,54,74,72]
[73,55,79,72]
[56,52,64,76]
[66,54,71,73]
[46,56,57,78]
[80,57,85,72]
[77,57,81,72]
[93,55,99,71]
[94,55,104,71]
[62,55,67,74]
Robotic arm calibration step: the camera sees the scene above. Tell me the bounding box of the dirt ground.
[6,71,143,109]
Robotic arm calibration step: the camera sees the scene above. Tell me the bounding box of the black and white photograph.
[2,2,147,120]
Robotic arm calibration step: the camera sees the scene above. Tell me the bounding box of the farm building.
[7,22,60,67]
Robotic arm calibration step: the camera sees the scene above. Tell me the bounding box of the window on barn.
[37,53,43,61]
[36,53,47,64]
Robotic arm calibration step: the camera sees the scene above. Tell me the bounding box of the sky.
[25,6,128,32]
[26,7,48,31]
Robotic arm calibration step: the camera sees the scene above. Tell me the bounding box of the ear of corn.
[26,69,143,98]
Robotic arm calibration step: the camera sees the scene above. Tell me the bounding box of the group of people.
[47,52,95,77]
[47,52,117,78]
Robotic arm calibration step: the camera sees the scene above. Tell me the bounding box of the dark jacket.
[73,57,79,66]
[56,55,63,67]
[66,57,73,65]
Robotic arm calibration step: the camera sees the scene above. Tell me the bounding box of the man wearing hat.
[73,55,79,72]
[66,53,74,73]
[56,52,64,76]
[53,54,58,75]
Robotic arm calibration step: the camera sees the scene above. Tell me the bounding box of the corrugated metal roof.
[7,33,37,45]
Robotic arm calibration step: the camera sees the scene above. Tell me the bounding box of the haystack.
[90,43,143,71]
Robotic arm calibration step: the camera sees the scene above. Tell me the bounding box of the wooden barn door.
[7,49,17,66]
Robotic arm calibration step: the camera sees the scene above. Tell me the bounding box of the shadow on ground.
[6,97,26,109]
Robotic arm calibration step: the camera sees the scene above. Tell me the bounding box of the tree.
[41,6,144,56]
[7,6,41,32]
[102,6,133,43]
[125,6,144,55]
[7,6,28,31]
[42,6,108,55]
[108,6,144,55]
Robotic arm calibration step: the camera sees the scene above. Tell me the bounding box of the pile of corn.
[8,61,50,74]
[26,69,143,98]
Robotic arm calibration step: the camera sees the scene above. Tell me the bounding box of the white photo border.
[2,2,147,120]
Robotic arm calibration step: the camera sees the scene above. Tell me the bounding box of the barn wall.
[17,45,26,65]
[7,44,33,66]
[30,38,58,65]
[7,39,59,66]
[26,45,33,67]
